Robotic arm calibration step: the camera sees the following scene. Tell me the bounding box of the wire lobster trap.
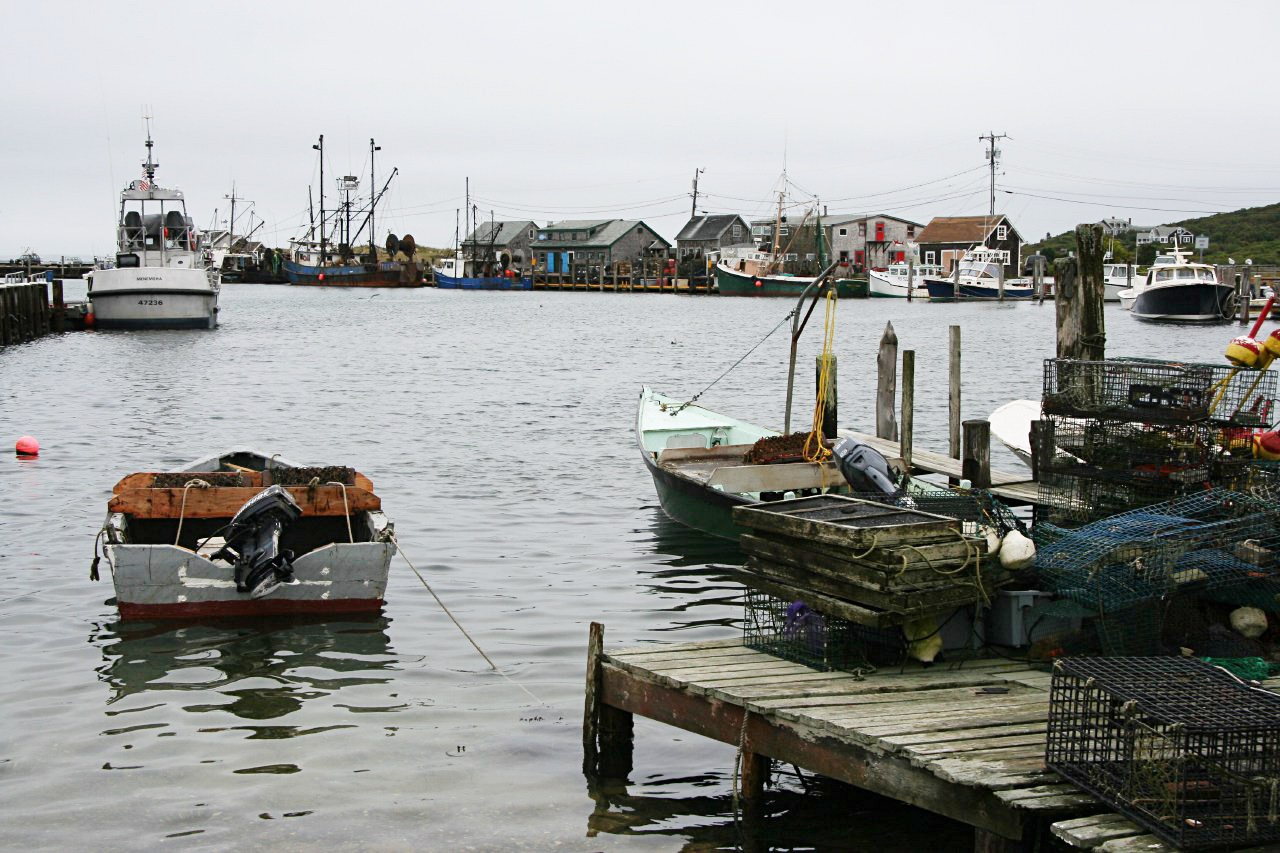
[1047,656,1280,849]
[843,486,1027,537]
[1033,490,1280,614]
[741,588,904,672]
[1043,357,1276,427]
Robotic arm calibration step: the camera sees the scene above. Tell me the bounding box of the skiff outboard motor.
[831,436,899,497]
[212,485,303,599]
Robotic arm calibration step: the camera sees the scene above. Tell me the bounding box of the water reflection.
[636,509,747,631]
[586,772,973,851]
[93,615,397,730]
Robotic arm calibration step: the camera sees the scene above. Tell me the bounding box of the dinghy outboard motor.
[212,485,303,598]
[831,436,899,497]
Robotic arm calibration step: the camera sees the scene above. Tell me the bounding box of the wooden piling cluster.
[0,279,52,347]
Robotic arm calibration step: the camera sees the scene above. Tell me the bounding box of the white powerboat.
[1129,248,1234,322]
[1102,262,1137,303]
[922,248,1035,299]
[868,262,940,298]
[87,128,219,329]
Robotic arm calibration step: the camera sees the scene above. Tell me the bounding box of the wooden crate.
[732,494,963,551]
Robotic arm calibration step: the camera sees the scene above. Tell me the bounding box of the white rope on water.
[388,532,545,706]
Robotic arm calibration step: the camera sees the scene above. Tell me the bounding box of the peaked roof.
[537,219,671,249]
[917,215,1019,244]
[821,213,925,228]
[464,220,537,244]
[676,214,747,242]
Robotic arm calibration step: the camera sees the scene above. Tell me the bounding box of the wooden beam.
[599,661,1027,839]
[876,322,898,441]
[901,350,915,471]
[962,420,992,488]
[108,485,379,518]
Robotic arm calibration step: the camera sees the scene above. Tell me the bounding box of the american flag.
[137,178,151,190]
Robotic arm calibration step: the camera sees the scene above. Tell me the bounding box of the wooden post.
[817,355,837,438]
[52,280,65,333]
[1054,224,1106,361]
[21,284,33,341]
[949,325,961,460]
[39,281,50,334]
[901,350,915,473]
[906,258,915,302]
[1238,273,1249,324]
[583,622,632,777]
[0,288,8,346]
[962,420,992,488]
[1029,419,1053,484]
[583,621,603,770]
[876,322,898,441]
[952,259,961,301]
[997,261,1005,302]
[740,749,770,801]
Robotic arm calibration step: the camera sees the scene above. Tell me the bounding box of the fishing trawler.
[283,136,419,287]
[86,128,220,329]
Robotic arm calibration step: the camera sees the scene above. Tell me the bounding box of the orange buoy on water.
[15,435,38,456]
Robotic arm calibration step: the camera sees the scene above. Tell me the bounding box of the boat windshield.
[1155,268,1174,282]
[1198,268,1217,282]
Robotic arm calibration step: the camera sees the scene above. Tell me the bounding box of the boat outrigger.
[97,449,395,619]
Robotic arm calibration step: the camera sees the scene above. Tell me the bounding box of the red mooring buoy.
[15,435,39,456]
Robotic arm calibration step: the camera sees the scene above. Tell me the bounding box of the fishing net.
[1034,490,1280,615]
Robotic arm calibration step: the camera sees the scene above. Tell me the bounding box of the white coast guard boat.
[86,127,220,329]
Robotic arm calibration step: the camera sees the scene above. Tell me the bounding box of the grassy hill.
[1026,202,1280,265]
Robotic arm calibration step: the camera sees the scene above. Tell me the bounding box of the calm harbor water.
[0,285,1245,850]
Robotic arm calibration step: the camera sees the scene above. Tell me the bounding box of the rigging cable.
[672,308,798,415]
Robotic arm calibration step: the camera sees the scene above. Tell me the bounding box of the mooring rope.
[671,308,797,415]
[388,532,545,706]
[326,481,354,543]
[174,478,213,547]
[804,290,838,463]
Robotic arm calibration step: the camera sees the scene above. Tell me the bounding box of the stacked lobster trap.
[1038,357,1276,527]
[1048,656,1280,850]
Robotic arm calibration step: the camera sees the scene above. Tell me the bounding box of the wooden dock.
[583,625,1278,851]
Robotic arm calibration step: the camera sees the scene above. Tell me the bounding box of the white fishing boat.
[867,262,941,298]
[97,448,395,619]
[86,126,219,329]
[922,247,1034,300]
[1103,262,1137,303]
[1129,247,1235,322]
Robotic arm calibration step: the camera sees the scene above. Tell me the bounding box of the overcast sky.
[3,0,1278,259]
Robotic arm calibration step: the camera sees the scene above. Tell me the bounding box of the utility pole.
[370,138,381,258]
[979,131,1010,216]
[313,135,325,262]
[690,167,704,219]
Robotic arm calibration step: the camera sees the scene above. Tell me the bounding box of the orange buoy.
[84,311,95,327]
[754,280,763,288]
[15,435,38,456]
[1255,430,1280,461]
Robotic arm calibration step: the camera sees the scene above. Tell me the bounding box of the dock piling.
[817,355,837,437]
[876,322,898,441]
[51,280,65,333]
[583,622,633,778]
[962,419,992,488]
[1054,225,1106,361]
[901,350,915,473]
[949,325,961,461]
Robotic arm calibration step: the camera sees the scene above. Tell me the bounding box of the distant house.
[916,215,1023,277]
[824,214,923,271]
[675,214,751,260]
[1097,217,1132,236]
[462,220,539,273]
[533,219,671,277]
[1149,225,1194,246]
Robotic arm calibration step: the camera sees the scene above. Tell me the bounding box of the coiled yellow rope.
[804,289,838,463]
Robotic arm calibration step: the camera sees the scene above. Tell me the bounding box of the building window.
[874,221,885,242]
[838,228,847,237]
[839,250,849,261]
[925,251,936,265]
[906,225,915,238]
[858,222,867,236]
[732,225,741,239]
[779,226,789,237]
[854,250,865,266]
[996,225,1008,241]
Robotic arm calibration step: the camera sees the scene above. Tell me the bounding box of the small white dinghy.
[989,400,1040,467]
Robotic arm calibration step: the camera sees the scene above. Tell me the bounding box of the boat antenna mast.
[225,182,253,253]
[979,131,1009,217]
[141,112,158,185]
[369,138,381,259]
[313,135,326,264]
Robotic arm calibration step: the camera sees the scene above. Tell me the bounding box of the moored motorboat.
[1103,262,1137,303]
[715,258,862,298]
[1129,247,1235,322]
[87,128,220,329]
[922,247,1034,300]
[868,262,941,298]
[432,254,531,290]
[98,449,395,619]
[989,399,1040,466]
